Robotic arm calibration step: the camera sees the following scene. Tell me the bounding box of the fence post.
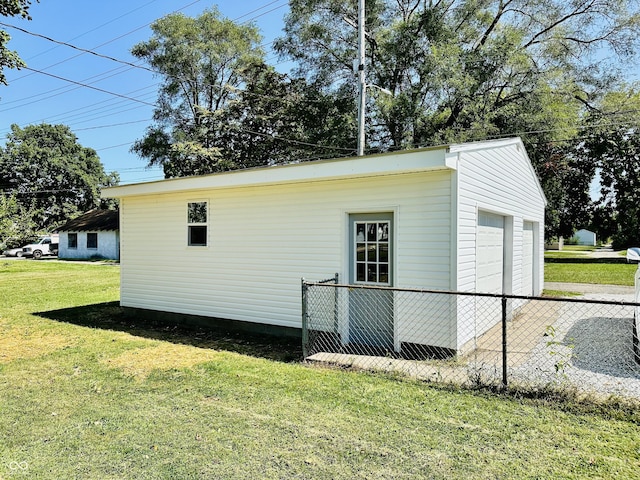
[333,273,339,334]
[501,295,508,388]
[301,278,309,359]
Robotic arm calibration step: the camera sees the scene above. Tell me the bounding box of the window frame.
[86,232,98,249]
[353,219,392,286]
[187,200,208,247]
[68,232,78,249]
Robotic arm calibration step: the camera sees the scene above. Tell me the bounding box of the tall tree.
[275,0,640,238]
[535,141,595,240]
[276,0,639,150]
[131,8,266,177]
[578,88,640,248]
[213,63,357,169]
[0,0,35,85]
[0,192,34,249]
[0,124,119,231]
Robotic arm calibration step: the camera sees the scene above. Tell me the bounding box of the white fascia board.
[103,148,452,198]
[447,137,522,153]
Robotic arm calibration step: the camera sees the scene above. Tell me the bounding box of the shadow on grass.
[36,302,303,363]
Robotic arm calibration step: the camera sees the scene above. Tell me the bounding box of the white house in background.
[575,229,596,246]
[103,137,546,355]
[57,209,120,260]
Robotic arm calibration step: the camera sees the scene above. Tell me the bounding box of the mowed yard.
[545,246,637,286]
[1,261,639,479]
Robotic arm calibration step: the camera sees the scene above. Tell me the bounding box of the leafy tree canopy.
[130,7,265,177]
[276,0,639,150]
[0,0,35,85]
[130,1,640,243]
[578,88,640,248]
[273,0,640,240]
[0,192,34,249]
[0,123,119,233]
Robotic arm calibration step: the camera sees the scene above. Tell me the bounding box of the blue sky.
[0,0,291,184]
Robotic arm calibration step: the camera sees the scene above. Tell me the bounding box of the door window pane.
[379,264,389,284]
[367,223,377,241]
[354,220,391,285]
[367,245,377,262]
[367,264,377,283]
[379,223,389,241]
[357,263,366,282]
[379,244,389,262]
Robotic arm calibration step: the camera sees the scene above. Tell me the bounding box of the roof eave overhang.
[103,148,453,199]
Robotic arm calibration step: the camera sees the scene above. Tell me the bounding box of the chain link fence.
[302,277,640,400]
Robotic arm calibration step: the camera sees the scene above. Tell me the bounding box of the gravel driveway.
[511,286,640,400]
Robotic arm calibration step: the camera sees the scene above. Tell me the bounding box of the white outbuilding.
[103,137,546,354]
[574,229,596,246]
[57,209,120,260]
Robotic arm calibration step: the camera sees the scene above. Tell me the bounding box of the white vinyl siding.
[58,231,119,260]
[454,140,545,351]
[119,171,453,330]
[455,141,545,296]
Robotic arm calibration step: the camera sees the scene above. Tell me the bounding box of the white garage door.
[476,211,505,294]
[522,222,534,296]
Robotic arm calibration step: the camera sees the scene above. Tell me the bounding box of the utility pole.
[356,0,366,156]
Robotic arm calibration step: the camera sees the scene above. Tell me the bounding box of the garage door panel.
[522,222,534,295]
[476,212,504,294]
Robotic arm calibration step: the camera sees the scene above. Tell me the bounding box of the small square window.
[68,233,77,249]
[188,201,207,246]
[87,232,98,249]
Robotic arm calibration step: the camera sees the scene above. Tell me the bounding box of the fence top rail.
[302,281,640,307]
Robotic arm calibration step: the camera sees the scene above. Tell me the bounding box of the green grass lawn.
[544,250,589,256]
[1,260,639,479]
[544,261,637,286]
[562,245,597,252]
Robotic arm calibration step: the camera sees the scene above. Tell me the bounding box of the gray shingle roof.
[57,209,119,232]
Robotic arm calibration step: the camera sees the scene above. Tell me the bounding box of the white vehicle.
[22,234,59,259]
[627,247,640,263]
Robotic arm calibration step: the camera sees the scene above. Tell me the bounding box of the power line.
[237,1,289,25]
[20,0,167,63]
[0,1,291,126]
[19,66,156,107]
[6,0,203,83]
[0,64,137,113]
[74,119,152,132]
[0,22,155,73]
[233,0,287,22]
[230,125,355,152]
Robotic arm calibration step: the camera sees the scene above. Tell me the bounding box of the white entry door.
[348,213,393,349]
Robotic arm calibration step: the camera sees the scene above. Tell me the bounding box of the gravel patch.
[510,293,640,400]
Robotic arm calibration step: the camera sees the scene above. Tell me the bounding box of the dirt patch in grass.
[0,326,72,363]
[105,342,220,379]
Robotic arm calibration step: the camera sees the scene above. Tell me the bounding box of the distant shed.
[57,209,120,260]
[575,229,596,246]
